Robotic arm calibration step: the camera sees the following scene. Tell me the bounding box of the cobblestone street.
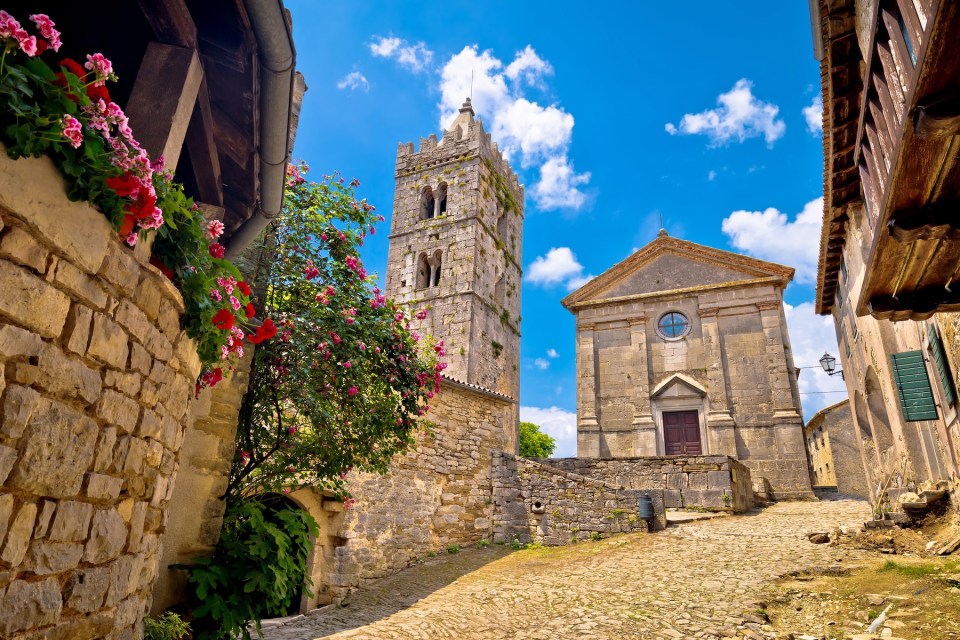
[263,499,873,640]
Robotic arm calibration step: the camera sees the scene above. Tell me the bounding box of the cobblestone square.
[264,499,873,640]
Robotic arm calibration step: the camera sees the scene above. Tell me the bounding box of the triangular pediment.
[562,234,794,309]
[651,373,706,399]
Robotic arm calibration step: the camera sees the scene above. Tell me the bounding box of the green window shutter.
[928,325,956,407]
[890,351,939,421]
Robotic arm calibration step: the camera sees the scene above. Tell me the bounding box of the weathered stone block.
[0,577,62,636]
[1,501,38,565]
[0,494,13,546]
[32,500,55,538]
[0,224,49,273]
[0,444,16,485]
[98,248,139,296]
[87,312,129,370]
[52,258,108,309]
[83,508,127,563]
[8,396,99,498]
[130,341,151,375]
[97,389,140,434]
[62,302,94,355]
[48,501,94,542]
[35,342,102,405]
[28,540,84,574]
[0,261,70,338]
[93,427,117,473]
[64,565,111,612]
[86,473,123,501]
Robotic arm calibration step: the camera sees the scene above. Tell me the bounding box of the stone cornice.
[563,277,786,311]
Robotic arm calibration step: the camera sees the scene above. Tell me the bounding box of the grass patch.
[877,560,940,577]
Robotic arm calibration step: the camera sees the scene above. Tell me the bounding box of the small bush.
[143,612,190,640]
[589,532,602,542]
[447,544,460,554]
[477,539,490,549]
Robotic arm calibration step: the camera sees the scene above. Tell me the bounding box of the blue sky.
[287,1,848,456]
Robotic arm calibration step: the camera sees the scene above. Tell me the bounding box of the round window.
[657,311,690,339]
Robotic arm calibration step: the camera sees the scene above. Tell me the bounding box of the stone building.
[316,99,524,598]
[0,2,302,637]
[811,0,960,506]
[804,400,870,498]
[561,232,815,500]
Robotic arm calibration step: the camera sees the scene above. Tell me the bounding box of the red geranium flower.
[149,255,174,279]
[60,58,85,77]
[106,173,140,197]
[238,281,251,296]
[118,214,136,238]
[125,189,157,220]
[245,302,256,319]
[212,308,234,330]
[209,243,225,259]
[248,318,277,344]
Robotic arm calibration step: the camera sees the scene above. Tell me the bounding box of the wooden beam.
[895,0,924,55]
[126,43,203,172]
[186,81,223,206]
[889,205,960,242]
[914,91,960,137]
[869,289,960,321]
[138,0,197,48]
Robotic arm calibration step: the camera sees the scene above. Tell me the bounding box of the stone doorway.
[663,410,702,455]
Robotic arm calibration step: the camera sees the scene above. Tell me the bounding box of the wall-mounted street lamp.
[819,352,844,379]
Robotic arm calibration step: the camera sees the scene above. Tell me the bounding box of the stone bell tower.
[385,98,523,400]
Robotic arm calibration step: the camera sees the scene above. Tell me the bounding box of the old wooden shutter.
[928,325,956,407]
[890,351,939,421]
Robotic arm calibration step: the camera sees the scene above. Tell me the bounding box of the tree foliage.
[226,164,445,503]
[519,421,556,458]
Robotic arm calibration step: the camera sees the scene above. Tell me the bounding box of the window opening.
[657,312,690,339]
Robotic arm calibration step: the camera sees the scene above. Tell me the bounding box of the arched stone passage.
[853,390,879,495]
[285,489,347,611]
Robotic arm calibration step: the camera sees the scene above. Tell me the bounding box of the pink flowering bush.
[226,164,444,503]
[0,10,273,384]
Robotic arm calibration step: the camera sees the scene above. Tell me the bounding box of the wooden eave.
[815,0,861,316]
[854,0,960,321]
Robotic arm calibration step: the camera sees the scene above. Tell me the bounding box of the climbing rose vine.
[225,164,445,503]
[0,10,273,381]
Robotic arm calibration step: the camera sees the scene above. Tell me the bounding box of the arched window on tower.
[431,250,442,287]
[416,253,431,289]
[437,183,448,216]
[420,186,435,220]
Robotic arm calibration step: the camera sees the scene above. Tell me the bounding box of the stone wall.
[0,151,199,638]
[151,349,253,613]
[327,381,513,597]
[541,456,754,513]
[804,400,870,498]
[490,452,653,545]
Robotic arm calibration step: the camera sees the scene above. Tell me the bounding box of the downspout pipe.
[225,0,297,258]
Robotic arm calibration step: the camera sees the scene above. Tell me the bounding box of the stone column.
[629,318,657,455]
[757,301,802,420]
[699,306,736,456]
[576,321,600,457]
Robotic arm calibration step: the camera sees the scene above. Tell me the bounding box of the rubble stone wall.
[491,452,652,545]
[329,383,513,596]
[540,456,754,512]
[0,151,199,638]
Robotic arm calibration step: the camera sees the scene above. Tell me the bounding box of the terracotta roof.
[440,374,515,403]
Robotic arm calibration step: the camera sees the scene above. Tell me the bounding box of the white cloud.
[520,406,577,458]
[369,35,433,72]
[437,45,589,210]
[708,170,717,181]
[336,71,369,92]
[721,197,823,284]
[783,301,847,420]
[547,348,559,358]
[803,95,823,135]
[504,45,553,87]
[533,358,550,370]
[666,79,786,147]
[526,247,594,292]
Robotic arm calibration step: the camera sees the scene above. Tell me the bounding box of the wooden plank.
[882,8,916,88]
[186,80,223,206]
[872,69,902,128]
[138,0,197,48]
[876,39,907,105]
[125,43,203,173]
[865,124,889,181]
[895,0,924,53]
[868,101,895,165]
[863,145,884,213]
[859,159,880,228]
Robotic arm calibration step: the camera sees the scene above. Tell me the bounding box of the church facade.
[562,233,815,500]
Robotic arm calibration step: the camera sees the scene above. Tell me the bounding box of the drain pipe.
[225,0,298,258]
